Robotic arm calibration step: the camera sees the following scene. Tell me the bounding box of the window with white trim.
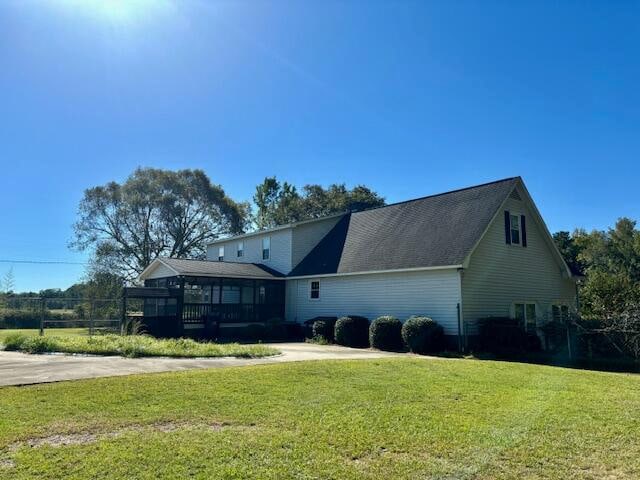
[218,246,224,261]
[510,215,520,244]
[309,281,320,299]
[237,241,244,258]
[552,304,570,322]
[262,237,271,260]
[514,302,537,331]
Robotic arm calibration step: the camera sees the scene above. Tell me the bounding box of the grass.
[0,328,90,342]
[1,358,640,479]
[0,333,279,359]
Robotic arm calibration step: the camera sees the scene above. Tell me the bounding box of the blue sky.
[1,0,639,292]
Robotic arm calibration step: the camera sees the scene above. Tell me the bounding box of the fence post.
[89,300,95,337]
[120,292,127,335]
[39,298,45,336]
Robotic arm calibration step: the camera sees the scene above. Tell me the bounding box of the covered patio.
[131,258,286,338]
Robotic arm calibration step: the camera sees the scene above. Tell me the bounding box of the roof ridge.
[352,176,520,214]
[163,257,269,267]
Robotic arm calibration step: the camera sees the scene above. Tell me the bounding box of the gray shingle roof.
[289,177,519,277]
[159,258,284,279]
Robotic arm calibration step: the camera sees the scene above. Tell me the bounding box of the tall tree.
[253,177,301,229]
[72,168,249,280]
[253,177,385,228]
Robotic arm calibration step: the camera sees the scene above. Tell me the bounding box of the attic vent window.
[510,190,522,201]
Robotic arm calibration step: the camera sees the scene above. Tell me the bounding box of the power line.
[0,259,88,266]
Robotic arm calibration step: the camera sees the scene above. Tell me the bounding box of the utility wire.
[0,259,88,265]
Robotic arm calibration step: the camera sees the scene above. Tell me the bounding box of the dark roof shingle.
[289,177,518,276]
[159,258,284,279]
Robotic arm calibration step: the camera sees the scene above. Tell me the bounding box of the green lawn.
[1,358,639,479]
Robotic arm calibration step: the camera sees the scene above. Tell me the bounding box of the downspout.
[457,268,465,352]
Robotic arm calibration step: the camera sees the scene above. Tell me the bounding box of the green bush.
[401,316,444,354]
[369,316,404,351]
[245,323,267,341]
[312,319,336,342]
[477,317,541,355]
[334,316,369,348]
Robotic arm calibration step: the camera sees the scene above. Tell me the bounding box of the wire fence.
[0,296,143,336]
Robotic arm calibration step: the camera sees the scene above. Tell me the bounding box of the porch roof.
[139,258,285,281]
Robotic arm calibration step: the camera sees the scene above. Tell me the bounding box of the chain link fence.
[0,296,141,335]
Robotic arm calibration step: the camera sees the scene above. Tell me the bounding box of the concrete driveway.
[0,343,405,387]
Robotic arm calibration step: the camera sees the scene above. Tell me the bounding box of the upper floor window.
[510,215,520,244]
[309,281,320,299]
[262,237,271,260]
[237,241,244,258]
[218,246,224,261]
[504,211,527,247]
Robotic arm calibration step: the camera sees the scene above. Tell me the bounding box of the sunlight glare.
[60,0,173,26]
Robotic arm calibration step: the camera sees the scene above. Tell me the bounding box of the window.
[510,215,520,244]
[310,281,320,299]
[514,302,537,331]
[552,304,570,322]
[262,237,271,260]
[218,246,224,261]
[184,283,212,304]
[237,241,244,258]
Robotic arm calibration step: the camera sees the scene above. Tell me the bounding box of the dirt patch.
[0,458,16,469]
[1,420,241,467]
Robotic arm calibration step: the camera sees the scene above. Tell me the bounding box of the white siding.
[291,216,342,269]
[145,262,178,280]
[206,229,293,274]
[285,269,462,335]
[462,186,576,331]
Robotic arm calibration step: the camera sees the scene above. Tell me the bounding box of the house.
[137,177,578,346]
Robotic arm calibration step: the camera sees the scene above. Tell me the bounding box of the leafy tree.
[72,168,249,280]
[1,267,15,294]
[253,177,301,229]
[555,218,640,319]
[253,177,385,228]
[552,231,584,274]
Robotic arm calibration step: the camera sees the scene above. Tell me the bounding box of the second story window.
[510,215,520,244]
[237,241,244,258]
[218,246,224,261]
[262,237,270,260]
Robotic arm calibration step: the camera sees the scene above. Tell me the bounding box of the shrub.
[245,323,267,341]
[334,316,369,348]
[312,318,336,342]
[369,316,403,351]
[264,317,287,341]
[401,316,444,354]
[477,317,541,355]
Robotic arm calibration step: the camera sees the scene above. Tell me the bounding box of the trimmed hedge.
[312,318,337,343]
[334,316,370,348]
[401,316,444,354]
[477,317,541,355]
[369,316,403,351]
